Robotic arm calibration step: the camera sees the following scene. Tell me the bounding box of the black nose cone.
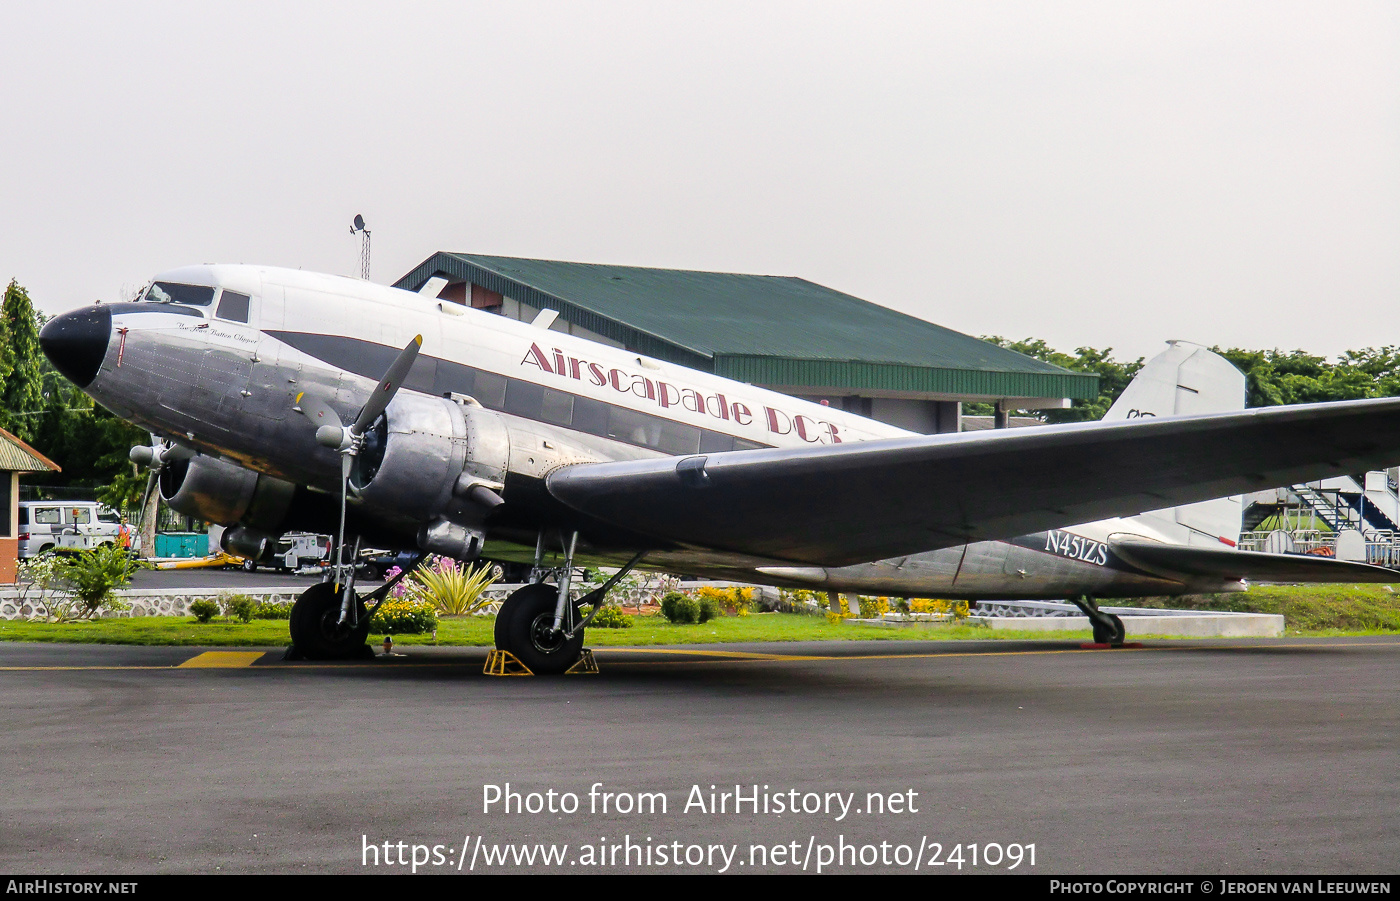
[40,305,112,389]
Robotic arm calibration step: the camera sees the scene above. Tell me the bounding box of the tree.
[980,337,1143,423]
[1214,347,1387,408]
[0,281,45,441]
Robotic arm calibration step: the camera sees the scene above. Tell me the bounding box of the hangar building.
[394,253,1098,434]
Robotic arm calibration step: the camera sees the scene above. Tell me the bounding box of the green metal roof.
[396,253,1099,400]
[0,428,59,472]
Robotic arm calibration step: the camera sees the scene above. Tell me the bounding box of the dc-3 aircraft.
[39,265,1400,670]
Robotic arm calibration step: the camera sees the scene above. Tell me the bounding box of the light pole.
[350,214,371,280]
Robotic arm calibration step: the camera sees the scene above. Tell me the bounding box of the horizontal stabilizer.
[1111,539,1398,584]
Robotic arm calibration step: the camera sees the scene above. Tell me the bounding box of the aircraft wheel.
[289,582,369,659]
[494,583,584,675]
[1092,613,1126,645]
[241,559,257,573]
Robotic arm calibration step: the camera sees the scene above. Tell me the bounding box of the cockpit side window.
[146,282,216,306]
[216,291,251,323]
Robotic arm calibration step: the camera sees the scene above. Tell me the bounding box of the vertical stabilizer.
[1110,342,1248,547]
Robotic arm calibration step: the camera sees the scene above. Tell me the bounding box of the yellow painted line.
[604,648,797,660]
[0,665,176,671]
[602,646,1125,664]
[177,651,265,668]
[597,640,1400,666]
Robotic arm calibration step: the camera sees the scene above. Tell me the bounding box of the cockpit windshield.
[145,282,216,306]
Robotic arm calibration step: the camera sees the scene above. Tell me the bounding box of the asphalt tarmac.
[1,636,1395,875]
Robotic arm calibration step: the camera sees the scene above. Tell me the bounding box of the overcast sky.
[2,1,1395,363]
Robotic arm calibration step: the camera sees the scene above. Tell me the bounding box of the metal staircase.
[1239,471,1400,566]
[1292,483,1364,533]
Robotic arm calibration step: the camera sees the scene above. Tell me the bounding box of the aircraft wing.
[1110,540,1397,584]
[546,396,1400,566]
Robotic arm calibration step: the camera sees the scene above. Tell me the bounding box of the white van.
[18,501,127,558]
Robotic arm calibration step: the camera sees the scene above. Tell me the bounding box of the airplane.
[38,265,1400,671]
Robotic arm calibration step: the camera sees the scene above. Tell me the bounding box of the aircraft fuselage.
[40,264,1232,600]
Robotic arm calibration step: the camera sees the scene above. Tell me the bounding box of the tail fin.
[1104,339,1246,422]
[1109,341,1248,547]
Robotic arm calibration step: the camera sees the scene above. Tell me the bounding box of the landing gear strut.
[492,533,645,674]
[286,553,424,660]
[1069,594,1126,646]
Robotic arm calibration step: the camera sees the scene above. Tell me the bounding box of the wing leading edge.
[546,396,1400,567]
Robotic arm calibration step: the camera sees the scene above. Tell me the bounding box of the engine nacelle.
[159,454,296,531]
[350,393,512,558]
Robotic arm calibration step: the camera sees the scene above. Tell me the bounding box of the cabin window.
[656,420,702,456]
[504,380,544,419]
[474,371,507,409]
[607,407,653,446]
[33,507,61,525]
[700,431,737,453]
[146,282,216,306]
[540,388,574,426]
[215,291,251,323]
[571,397,608,436]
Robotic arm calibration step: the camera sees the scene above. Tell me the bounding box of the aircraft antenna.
[350,214,371,280]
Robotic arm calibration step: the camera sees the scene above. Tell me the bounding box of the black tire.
[241,559,257,573]
[494,583,584,675]
[1092,613,1126,645]
[289,582,369,659]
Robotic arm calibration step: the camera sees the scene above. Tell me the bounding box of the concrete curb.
[854,612,1284,638]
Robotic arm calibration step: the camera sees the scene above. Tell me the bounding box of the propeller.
[293,335,422,603]
[128,437,194,556]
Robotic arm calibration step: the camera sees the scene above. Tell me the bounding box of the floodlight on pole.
[350,214,371,280]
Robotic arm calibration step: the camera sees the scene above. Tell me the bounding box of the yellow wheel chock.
[483,649,533,676]
[483,648,599,676]
[565,649,599,675]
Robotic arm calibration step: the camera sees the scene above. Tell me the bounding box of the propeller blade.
[161,442,195,466]
[334,452,352,590]
[135,470,158,532]
[294,391,344,428]
[352,335,422,434]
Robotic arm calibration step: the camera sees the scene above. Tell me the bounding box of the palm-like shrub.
[403,557,498,615]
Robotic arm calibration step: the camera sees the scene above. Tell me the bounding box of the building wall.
[0,473,13,585]
[796,396,961,434]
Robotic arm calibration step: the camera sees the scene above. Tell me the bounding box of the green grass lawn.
[1134,584,1400,634]
[3,584,1397,647]
[0,612,1075,646]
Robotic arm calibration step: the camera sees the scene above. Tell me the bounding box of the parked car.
[239,532,331,573]
[19,501,130,558]
[356,549,421,580]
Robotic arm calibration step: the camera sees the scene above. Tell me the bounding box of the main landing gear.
[491,533,645,675]
[286,554,423,660]
[1069,594,1127,646]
